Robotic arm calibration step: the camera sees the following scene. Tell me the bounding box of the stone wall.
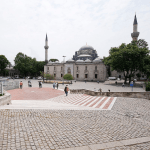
[0,90,11,106]
[3,81,19,91]
[70,89,150,100]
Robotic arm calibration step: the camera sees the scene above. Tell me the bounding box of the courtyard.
[0,79,150,149]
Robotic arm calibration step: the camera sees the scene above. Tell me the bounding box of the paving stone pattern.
[48,94,117,110]
[1,109,150,149]
[8,87,64,100]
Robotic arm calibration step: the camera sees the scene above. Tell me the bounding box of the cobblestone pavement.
[10,79,145,92]
[8,87,64,100]
[0,107,150,149]
[48,94,117,110]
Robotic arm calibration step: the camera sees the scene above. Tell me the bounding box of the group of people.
[53,82,59,89]
[19,80,70,96]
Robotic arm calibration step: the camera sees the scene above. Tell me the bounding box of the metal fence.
[3,81,19,91]
[0,83,3,95]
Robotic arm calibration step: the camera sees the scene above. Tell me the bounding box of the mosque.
[44,14,139,81]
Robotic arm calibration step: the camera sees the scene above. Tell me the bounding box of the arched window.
[85,66,87,70]
[95,66,97,71]
[77,66,78,71]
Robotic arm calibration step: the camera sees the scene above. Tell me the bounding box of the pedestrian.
[64,85,69,96]
[39,81,42,88]
[40,81,42,88]
[122,83,125,87]
[53,82,55,89]
[20,81,23,89]
[56,82,59,89]
[97,81,99,84]
[115,81,117,85]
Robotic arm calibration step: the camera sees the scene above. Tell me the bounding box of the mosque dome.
[79,45,94,51]
[85,59,91,62]
[93,57,102,63]
[76,60,84,62]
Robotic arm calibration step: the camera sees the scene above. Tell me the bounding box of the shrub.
[45,73,54,80]
[63,74,73,80]
[0,93,4,96]
[145,81,150,91]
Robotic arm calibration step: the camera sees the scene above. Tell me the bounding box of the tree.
[136,73,141,80]
[14,52,33,77]
[63,74,73,80]
[36,61,46,76]
[0,55,9,76]
[45,73,54,82]
[103,40,150,84]
[49,59,58,62]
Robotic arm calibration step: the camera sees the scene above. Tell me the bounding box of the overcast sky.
[0,0,150,65]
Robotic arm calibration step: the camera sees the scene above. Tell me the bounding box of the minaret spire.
[131,14,140,41]
[44,33,49,63]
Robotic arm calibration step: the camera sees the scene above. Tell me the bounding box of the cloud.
[0,0,150,65]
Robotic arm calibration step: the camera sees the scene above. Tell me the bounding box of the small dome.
[93,57,102,63]
[85,59,91,62]
[76,59,84,62]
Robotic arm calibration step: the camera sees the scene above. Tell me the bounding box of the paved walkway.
[0,81,150,149]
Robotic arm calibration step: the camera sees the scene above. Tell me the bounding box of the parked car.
[108,77,117,80]
[7,76,11,79]
[26,76,30,79]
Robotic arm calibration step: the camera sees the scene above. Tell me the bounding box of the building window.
[61,74,63,77]
[54,74,56,77]
[47,67,49,70]
[77,66,78,71]
[95,66,97,71]
[54,67,55,70]
[85,74,88,78]
[76,74,79,78]
[95,74,97,79]
[61,67,62,71]
[85,66,87,70]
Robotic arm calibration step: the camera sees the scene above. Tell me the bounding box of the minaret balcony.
[44,46,49,49]
[131,32,139,38]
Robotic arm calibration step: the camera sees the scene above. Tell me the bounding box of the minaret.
[44,34,49,62]
[131,14,140,41]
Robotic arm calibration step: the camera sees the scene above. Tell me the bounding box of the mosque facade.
[44,14,139,81]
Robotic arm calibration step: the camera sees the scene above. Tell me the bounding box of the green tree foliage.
[63,74,73,80]
[0,55,9,76]
[103,39,150,83]
[49,59,58,62]
[45,73,54,80]
[136,73,141,80]
[14,52,46,77]
[145,81,150,91]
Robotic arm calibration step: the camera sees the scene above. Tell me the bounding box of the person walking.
[56,82,59,89]
[20,81,23,89]
[53,82,55,89]
[64,85,69,96]
[39,81,42,88]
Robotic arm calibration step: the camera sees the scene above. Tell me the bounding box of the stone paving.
[8,87,64,100]
[0,80,150,149]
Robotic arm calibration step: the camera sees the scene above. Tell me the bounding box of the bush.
[63,74,73,80]
[0,93,4,96]
[45,73,54,80]
[145,81,150,91]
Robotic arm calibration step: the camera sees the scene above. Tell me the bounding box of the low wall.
[70,89,150,100]
[0,90,11,106]
[3,81,19,91]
